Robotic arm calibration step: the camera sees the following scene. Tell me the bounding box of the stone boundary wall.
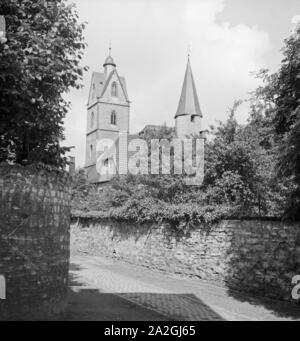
[71,219,300,304]
[0,164,71,320]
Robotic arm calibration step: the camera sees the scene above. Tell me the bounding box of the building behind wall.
[175,56,203,139]
[85,50,130,183]
[85,52,203,183]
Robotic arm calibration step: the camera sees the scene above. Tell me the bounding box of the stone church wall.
[0,164,71,320]
[71,219,300,304]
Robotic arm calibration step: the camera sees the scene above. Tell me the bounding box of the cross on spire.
[109,41,112,56]
[187,44,191,59]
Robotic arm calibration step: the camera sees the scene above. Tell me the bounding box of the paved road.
[66,254,300,321]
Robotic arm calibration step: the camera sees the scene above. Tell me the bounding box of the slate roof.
[175,58,202,118]
[139,125,167,134]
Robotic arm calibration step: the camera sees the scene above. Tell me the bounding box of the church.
[85,50,203,183]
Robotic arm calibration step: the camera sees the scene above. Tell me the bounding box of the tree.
[274,28,300,219]
[0,0,87,168]
[204,99,285,217]
[204,105,253,213]
[254,26,300,219]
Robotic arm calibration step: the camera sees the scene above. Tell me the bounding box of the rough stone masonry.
[0,164,71,320]
[71,219,300,304]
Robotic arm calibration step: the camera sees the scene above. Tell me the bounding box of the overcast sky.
[63,0,300,166]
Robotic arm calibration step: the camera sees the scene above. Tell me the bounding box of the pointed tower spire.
[175,57,202,119]
[175,57,203,139]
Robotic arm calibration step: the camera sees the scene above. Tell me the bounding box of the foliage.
[71,94,293,229]
[0,0,87,168]
[72,168,240,230]
[254,26,300,220]
[139,124,175,142]
[72,26,300,226]
[71,97,289,229]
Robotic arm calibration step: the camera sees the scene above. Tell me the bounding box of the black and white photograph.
[0,0,300,325]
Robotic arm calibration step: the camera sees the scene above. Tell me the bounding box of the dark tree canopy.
[0,0,87,168]
[255,26,300,219]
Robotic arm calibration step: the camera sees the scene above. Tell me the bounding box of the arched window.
[103,159,109,167]
[90,144,93,159]
[111,82,118,97]
[91,112,95,128]
[0,275,5,300]
[92,84,96,99]
[111,111,117,125]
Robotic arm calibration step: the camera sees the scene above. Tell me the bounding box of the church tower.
[85,50,130,182]
[175,57,202,139]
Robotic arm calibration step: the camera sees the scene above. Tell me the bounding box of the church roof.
[88,72,105,106]
[140,124,167,132]
[175,58,202,119]
[138,125,170,136]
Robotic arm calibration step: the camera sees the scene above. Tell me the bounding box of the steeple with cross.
[175,54,203,138]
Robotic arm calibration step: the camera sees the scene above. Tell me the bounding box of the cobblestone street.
[66,255,300,321]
